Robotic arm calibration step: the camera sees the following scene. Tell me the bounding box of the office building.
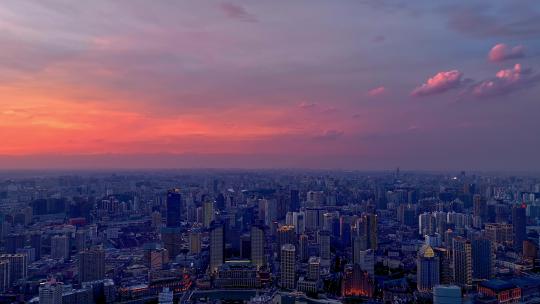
[280,244,296,289]
[453,237,472,289]
[166,189,182,228]
[417,245,440,292]
[209,222,224,273]
[251,225,265,269]
[78,248,105,283]
[51,235,70,261]
[472,238,492,280]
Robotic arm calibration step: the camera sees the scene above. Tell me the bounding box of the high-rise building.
[0,260,9,292]
[298,234,309,262]
[74,229,87,253]
[485,223,513,245]
[280,244,295,290]
[433,285,462,304]
[357,213,377,250]
[417,245,440,292]
[277,225,296,259]
[512,204,527,253]
[189,228,202,254]
[472,238,492,280]
[166,189,182,228]
[39,281,63,304]
[161,227,182,259]
[30,232,42,260]
[251,225,265,269]
[5,233,25,254]
[354,248,375,277]
[318,230,331,260]
[0,254,27,284]
[307,256,320,281]
[203,200,214,228]
[290,190,300,212]
[51,235,70,261]
[78,248,105,283]
[452,237,472,289]
[433,247,452,284]
[209,222,224,273]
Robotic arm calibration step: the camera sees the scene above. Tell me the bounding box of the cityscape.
[1,1,540,304]
[0,170,539,303]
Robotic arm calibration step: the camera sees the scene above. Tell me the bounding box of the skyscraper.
[251,225,265,269]
[417,245,440,292]
[472,238,492,280]
[189,228,202,254]
[452,237,472,289]
[354,248,375,277]
[318,230,331,260]
[78,248,105,283]
[30,232,42,260]
[298,233,309,262]
[290,190,300,212]
[209,222,224,273]
[203,200,214,229]
[51,235,70,261]
[280,244,296,290]
[166,189,182,228]
[512,204,527,253]
[357,213,377,250]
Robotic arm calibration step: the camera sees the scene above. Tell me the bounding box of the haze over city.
[1,1,540,171]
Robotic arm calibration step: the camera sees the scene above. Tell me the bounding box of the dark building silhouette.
[166,189,182,228]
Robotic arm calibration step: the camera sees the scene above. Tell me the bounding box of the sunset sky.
[1,1,540,170]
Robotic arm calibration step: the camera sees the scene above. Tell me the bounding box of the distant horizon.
[1,153,539,174]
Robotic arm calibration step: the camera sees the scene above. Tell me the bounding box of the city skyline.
[1,1,540,171]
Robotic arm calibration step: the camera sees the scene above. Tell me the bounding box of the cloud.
[488,43,525,62]
[312,130,344,140]
[298,102,317,109]
[367,86,386,97]
[411,70,464,97]
[471,64,540,98]
[445,4,540,39]
[219,3,257,22]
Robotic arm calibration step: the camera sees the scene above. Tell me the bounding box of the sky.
[1,0,540,171]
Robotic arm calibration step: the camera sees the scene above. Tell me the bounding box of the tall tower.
[166,189,182,228]
[209,222,224,273]
[318,230,331,260]
[417,245,440,292]
[78,248,105,283]
[472,238,492,280]
[203,200,214,229]
[251,225,265,269]
[512,204,527,253]
[452,237,472,289]
[280,244,296,290]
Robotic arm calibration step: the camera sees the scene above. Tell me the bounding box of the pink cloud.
[488,43,525,62]
[411,70,464,97]
[367,86,386,97]
[472,64,540,98]
[219,3,257,22]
